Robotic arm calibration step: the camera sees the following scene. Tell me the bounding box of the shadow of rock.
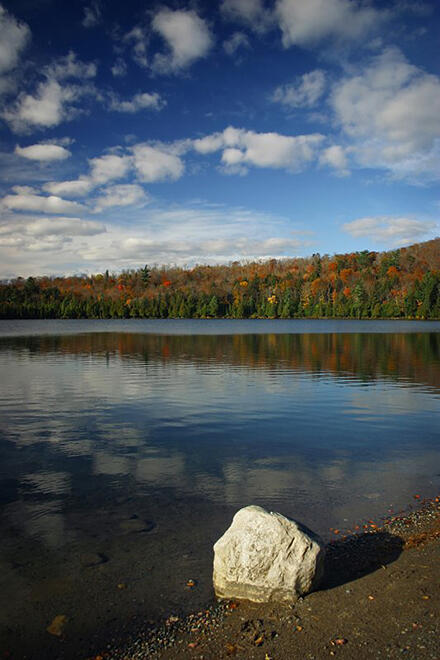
[321,531,404,590]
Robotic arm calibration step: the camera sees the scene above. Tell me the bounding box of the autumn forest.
[1,238,440,320]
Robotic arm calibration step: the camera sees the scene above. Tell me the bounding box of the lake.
[1,319,440,658]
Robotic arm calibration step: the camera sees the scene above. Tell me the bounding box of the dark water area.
[0,320,440,658]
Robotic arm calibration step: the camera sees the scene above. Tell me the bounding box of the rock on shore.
[213,505,325,603]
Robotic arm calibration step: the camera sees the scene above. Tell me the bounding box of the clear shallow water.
[0,320,440,657]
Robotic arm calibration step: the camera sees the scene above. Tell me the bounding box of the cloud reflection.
[0,330,439,551]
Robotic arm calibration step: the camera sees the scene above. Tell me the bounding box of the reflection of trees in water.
[3,331,440,389]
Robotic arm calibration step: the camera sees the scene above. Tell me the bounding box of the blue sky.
[0,0,439,277]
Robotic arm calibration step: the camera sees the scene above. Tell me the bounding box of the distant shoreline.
[2,317,440,339]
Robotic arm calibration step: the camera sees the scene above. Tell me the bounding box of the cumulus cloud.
[275,0,387,48]
[82,1,101,28]
[223,32,251,56]
[0,4,30,75]
[3,80,70,131]
[46,51,97,80]
[43,152,132,199]
[331,47,440,179]
[272,69,326,108]
[319,145,350,176]
[123,25,149,68]
[92,184,148,212]
[342,216,437,246]
[43,178,94,197]
[220,0,272,33]
[131,143,184,182]
[88,153,131,184]
[111,58,127,77]
[151,9,213,74]
[2,190,84,215]
[15,142,71,161]
[193,126,324,173]
[109,91,165,113]
[2,52,97,133]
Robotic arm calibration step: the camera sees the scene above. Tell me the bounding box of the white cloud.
[331,47,440,179]
[43,152,132,200]
[0,74,17,98]
[319,145,349,176]
[275,0,387,47]
[123,25,149,68]
[2,191,84,215]
[0,200,310,276]
[223,31,251,56]
[82,1,101,28]
[3,80,72,131]
[43,178,94,197]
[93,184,148,212]
[15,143,71,161]
[109,91,165,113]
[151,9,213,74]
[88,153,132,184]
[2,52,97,133]
[78,203,308,269]
[131,143,184,182]
[220,0,272,33]
[272,69,326,108]
[115,234,303,260]
[46,51,97,80]
[0,214,105,259]
[193,133,228,155]
[193,126,324,173]
[111,58,127,77]
[10,185,37,195]
[25,216,105,237]
[342,216,437,246]
[0,4,30,75]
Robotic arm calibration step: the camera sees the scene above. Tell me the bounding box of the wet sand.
[107,497,440,660]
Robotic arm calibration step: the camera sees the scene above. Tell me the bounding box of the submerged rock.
[213,505,325,603]
[119,518,155,534]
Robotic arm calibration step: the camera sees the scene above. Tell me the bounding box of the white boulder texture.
[213,505,325,603]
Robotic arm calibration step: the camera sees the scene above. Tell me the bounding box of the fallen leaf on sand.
[331,638,348,646]
[46,615,67,637]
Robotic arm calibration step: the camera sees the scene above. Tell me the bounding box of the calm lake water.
[1,319,440,658]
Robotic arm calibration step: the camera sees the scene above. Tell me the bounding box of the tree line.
[1,238,440,320]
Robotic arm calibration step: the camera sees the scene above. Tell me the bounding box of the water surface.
[0,319,439,658]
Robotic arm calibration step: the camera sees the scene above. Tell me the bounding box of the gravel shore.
[96,496,440,660]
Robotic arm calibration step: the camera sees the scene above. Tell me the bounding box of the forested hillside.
[1,238,440,320]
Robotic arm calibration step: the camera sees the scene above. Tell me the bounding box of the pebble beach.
[94,496,440,660]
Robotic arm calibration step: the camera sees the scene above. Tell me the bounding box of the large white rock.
[213,505,325,603]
